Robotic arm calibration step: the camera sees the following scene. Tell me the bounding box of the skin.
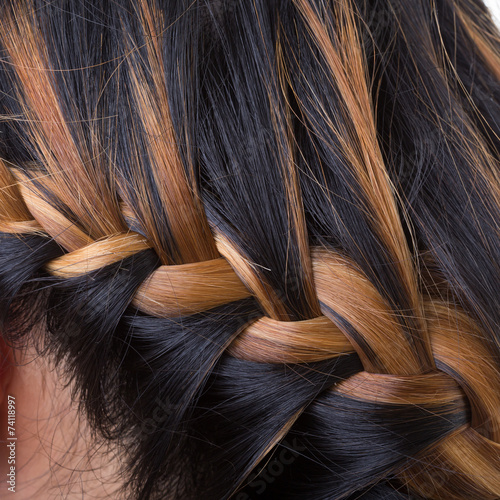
[0,340,121,499]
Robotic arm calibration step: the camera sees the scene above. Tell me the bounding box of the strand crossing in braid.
[0,1,499,499]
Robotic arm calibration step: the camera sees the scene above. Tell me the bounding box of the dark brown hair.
[1,0,500,498]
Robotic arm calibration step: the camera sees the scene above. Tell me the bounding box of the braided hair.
[1,0,500,498]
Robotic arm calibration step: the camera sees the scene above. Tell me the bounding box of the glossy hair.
[1,0,500,498]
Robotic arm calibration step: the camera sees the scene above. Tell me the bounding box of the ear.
[0,336,14,407]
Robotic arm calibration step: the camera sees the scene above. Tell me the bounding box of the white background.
[484,0,500,26]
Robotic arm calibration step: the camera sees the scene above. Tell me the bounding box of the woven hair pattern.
[1,1,500,499]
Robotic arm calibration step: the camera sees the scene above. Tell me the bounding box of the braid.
[0,0,499,499]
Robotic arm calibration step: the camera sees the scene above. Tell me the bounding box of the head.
[0,0,500,498]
